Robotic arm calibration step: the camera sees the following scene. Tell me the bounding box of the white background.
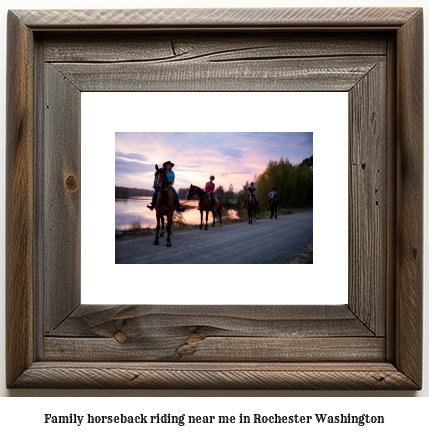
[2,397,429,434]
[0,0,428,421]
[82,92,348,305]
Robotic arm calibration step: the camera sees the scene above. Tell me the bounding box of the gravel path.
[115,210,313,264]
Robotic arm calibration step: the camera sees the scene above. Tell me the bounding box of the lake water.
[116,196,239,230]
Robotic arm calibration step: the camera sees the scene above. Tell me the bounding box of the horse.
[246,192,257,224]
[269,193,279,219]
[153,164,175,247]
[186,184,223,230]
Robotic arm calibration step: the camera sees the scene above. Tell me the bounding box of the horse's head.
[186,184,197,200]
[153,165,168,193]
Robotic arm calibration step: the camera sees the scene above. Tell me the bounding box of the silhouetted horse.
[187,184,223,230]
[153,165,174,247]
[269,193,279,219]
[246,192,257,224]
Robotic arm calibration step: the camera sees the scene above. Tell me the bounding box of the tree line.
[254,156,313,208]
[115,186,153,199]
[116,155,312,208]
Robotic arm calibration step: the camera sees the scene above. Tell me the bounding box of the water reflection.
[116,196,239,230]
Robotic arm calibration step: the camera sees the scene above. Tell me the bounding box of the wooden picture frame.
[6,7,423,389]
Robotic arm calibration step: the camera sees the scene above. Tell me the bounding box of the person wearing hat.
[205,175,216,212]
[268,188,278,208]
[147,160,184,212]
[243,182,260,209]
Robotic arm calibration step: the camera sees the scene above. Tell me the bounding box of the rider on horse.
[243,182,260,209]
[268,188,277,207]
[147,161,185,212]
[205,175,216,212]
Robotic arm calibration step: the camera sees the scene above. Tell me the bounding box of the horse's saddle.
[209,193,218,203]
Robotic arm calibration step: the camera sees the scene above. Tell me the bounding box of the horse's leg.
[212,206,216,227]
[219,207,222,227]
[166,214,172,247]
[154,214,160,245]
[160,215,164,237]
[200,210,203,230]
[205,210,209,230]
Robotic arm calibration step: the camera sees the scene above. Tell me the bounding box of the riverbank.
[115,207,312,238]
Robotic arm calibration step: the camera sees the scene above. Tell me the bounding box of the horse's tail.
[216,195,223,215]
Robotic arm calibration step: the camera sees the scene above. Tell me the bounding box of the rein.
[155,171,170,192]
[196,186,209,198]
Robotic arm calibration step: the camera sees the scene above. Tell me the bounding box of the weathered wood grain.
[385,34,397,363]
[348,61,386,336]
[44,337,385,362]
[33,38,46,361]
[395,9,423,388]
[48,305,373,338]
[44,64,81,332]
[6,11,34,388]
[14,8,420,29]
[46,305,375,338]
[42,304,382,362]
[11,362,419,390]
[42,33,387,63]
[6,7,423,390]
[44,305,379,361]
[52,56,384,92]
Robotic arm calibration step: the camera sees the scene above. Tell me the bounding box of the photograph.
[81,91,346,305]
[2,2,425,398]
[115,132,313,264]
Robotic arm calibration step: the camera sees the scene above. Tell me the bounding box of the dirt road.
[115,210,313,264]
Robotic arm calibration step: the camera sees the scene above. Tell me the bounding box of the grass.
[116,207,311,238]
[116,211,192,238]
[129,214,143,231]
[172,212,188,227]
[214,206,296,226]
[281,245,313,264]
[230,207,295,222]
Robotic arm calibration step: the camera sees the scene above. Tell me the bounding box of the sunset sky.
[115,132,313,192]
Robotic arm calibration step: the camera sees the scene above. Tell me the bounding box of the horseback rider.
[147,161,185,212]
[205,175,216,212]
[268,188,277,208]
[243,182,260,209]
